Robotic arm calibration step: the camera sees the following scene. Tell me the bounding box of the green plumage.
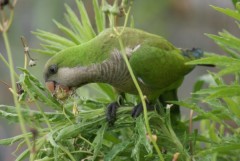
[45,27,175,68]
[44,27,204,123]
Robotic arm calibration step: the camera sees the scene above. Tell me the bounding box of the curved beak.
[45,81,55,93]
[45,81,70,94]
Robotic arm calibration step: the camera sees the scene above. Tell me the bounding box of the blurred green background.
[0,0,237,160]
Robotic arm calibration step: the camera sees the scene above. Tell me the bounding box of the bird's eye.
[48,64,58,74]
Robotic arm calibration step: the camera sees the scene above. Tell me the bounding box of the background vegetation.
[0,0,240,160]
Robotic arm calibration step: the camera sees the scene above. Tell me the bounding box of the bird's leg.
[131,99,160,118]
[106,93,125,126]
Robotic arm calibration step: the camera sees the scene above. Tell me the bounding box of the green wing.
[129,45,193,91]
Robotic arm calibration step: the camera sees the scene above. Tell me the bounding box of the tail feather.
[182,48,215,67]
[181,48,204,59]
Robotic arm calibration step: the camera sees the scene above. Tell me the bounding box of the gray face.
[44,62,98,89]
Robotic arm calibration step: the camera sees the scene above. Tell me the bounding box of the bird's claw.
[131,102,158,118]
[106,102,119,126]
[107,100,161,126]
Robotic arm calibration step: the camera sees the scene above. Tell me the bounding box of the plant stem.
[117,37,164,161]
[2,31,32,158]
[112,4,164,160]
[0,53,18,78]
[189,109,194,160]
[35,101,53,131]
[59,144,76,161]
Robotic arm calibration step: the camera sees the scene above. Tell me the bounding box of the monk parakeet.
[44,27,205,125]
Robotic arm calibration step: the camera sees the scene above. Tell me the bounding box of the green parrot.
[44,27,205,125]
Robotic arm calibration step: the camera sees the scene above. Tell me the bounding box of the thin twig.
[0,80,10,88]
[189,109,194,161]
[21,36,35,60]
[21,36,36,67]
[0,53,19,78]
[1,1,32,159]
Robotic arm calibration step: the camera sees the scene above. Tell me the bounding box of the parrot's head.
[43,47,91,99]
[44,57,74,99]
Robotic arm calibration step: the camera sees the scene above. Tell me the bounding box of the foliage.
[0,0,240,161]
[184,3,240,161]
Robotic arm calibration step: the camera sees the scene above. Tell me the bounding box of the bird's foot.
[106,102,120,126]
[131,101,159,118]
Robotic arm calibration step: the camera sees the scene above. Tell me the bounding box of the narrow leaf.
[92,123,107,160]
[76,0,96,38]
[18,69,62,110]
[30,48,55,55]
[197,143,240,156]
[104,140,131,161]
[196,85,240,100]
[53,20,81,44]
[33,30,76,47]
[217,64,240,76]
[211,5,240,21]
[40,44,63,53]
[206,32,240,54]
[56,117,104,141]
[93,0,105,33]
[0,133,30,145]
[65,4,89,42]
[224,97,240,117]
[186,55,240,66]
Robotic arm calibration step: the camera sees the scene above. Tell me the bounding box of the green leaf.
[30,48,55,55]
[95,83,116,101]
[206,31,240,58]
[0,133,30,145]
[93,0,105,33]
[224,97,240,117]
[56,116,104,141]
[217,64,240,76]
[173,101,224,124]
[104,140,131,161]
[196,85,240,100]
[0,105,65,123]
[33,30,76,48]
[92,123,107,160]
[64,4,89,42]
[34,157,52,161]
[197,143,240,156]
[217,43,240,58]
[53,20,81,44]
[76,0,96,38]
[193,74,216,93]
[15,149,29,161]
[131,117,152,160]
[18,69,62,110]
[232,0,240,6]
[0,107,19,122]
[55,124,81,141]
[186,55,240,66]
[40,44,63,53]
[219,30,240,50]
[137,117,152,153]
[46,132,59,148]
[211,5,240,21]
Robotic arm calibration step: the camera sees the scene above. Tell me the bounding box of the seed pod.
[29,59,37,67]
